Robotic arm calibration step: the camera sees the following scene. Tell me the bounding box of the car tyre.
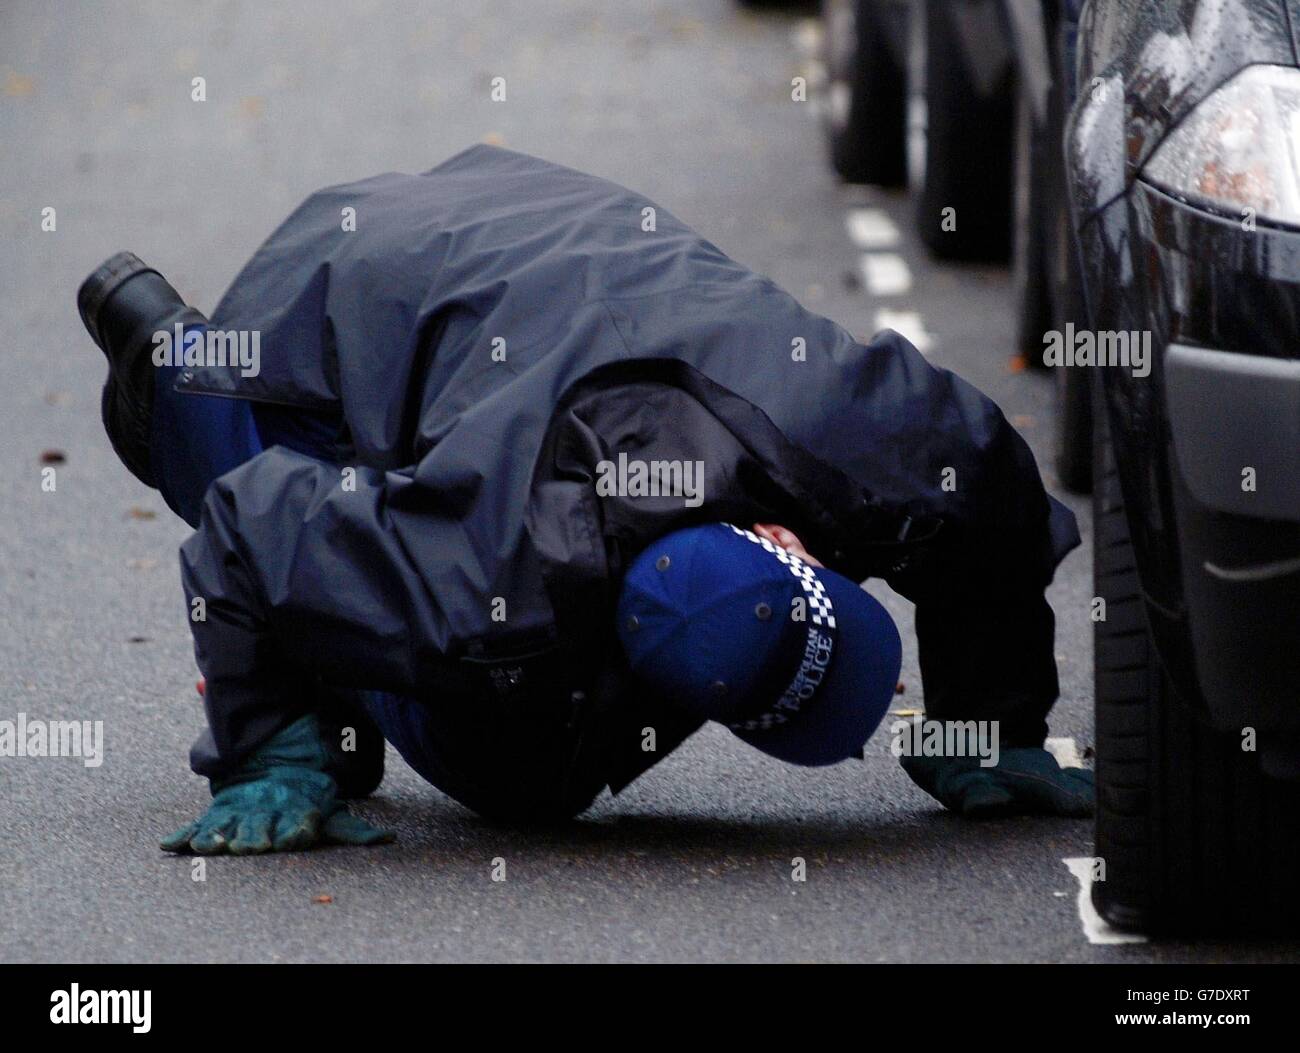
[916,0,1013,260]
[1012,82,1051,360]
[821,0,908,186]
[1055,354,1092,493]
[1092,387,1300,935]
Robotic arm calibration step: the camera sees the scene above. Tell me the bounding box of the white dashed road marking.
[1054,738,1141,945]
[840,192,930,351]
[873,308,934,353]
[1045,736,1084,768]
[859,252,912,296]
[792,18,822,57]
[1064,858,1148,945]
[846,207,901,249]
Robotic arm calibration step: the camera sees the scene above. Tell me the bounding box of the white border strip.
[1063,858,1148,945]
[859,253,912,296]
[846,208,901,249]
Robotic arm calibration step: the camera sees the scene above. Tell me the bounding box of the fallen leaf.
[894,681,906,694]
[127,635,150,644]
[661,14,705,39]
[892,708,922,717]
[39,449,65,464]
[313,894,333,904]
[127,506,157,520]
[1011,414,1037,429]
[482,131,506,146]
[127,558,158,571]
[1008,355,1028,374]
[4,70,35,97]
[44,391,72,406]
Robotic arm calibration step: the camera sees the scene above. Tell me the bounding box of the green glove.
[161,714,395,855]
[900,746,1094,819]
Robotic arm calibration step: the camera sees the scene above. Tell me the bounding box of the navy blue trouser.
[151,344,600,820]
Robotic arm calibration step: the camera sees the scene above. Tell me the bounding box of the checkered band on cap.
[723,524,837,734]
[726,524,836,629]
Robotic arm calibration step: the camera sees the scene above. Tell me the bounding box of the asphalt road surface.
[1,0,1293,963]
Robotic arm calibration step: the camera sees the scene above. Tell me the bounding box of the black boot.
[77,252,207,487]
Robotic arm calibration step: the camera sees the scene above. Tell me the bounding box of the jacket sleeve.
[179,445,454,779]
[858,338,1081,748]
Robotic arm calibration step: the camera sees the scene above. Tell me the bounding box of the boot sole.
[77,251,161,353]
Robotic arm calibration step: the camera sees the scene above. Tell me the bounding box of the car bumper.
[1165,344,1300,523]
[1164,342,1300,739]
[1078,180,1300,739]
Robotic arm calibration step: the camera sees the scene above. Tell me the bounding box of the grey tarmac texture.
[0,0,1291,962]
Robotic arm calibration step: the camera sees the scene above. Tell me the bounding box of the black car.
[819,0,1093,489]
[1067,0,1300,934]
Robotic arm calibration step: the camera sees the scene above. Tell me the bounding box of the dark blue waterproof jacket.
[176,145,1079,791]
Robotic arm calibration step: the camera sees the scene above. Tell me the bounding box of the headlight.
[1142,64,1300,226]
